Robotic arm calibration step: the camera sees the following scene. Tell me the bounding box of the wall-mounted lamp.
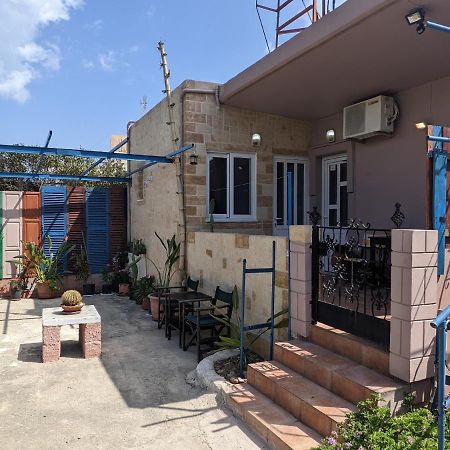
[251,133,262,147]
[405,8,426,34]
[415,122,428,130]
[189,152,198,165]
[326,129,336,143]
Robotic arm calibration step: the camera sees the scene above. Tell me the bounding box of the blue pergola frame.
[0,142,194,184]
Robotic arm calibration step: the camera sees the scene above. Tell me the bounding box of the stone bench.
[42,305,101,363]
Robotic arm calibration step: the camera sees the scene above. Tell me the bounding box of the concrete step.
[274,340,407,413]
[248,361,357,437]
[310,323,390,376]
[225,383,322,450]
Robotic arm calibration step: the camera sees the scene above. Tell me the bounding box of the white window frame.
[207,152,257,222]
[322,154,347,227]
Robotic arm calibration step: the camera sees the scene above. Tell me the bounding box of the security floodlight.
[405,8,425,25]
[405,8,426,34]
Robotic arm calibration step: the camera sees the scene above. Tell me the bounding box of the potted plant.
[101,265,113,294]
[149,233,181,321]
[128,238,147,256]
[10,280,23,300]
[127,253,141,300]
[60,290,84,314]
[72,235,95,295]
[8,241,39,299]
[113,270,131,296]
[131,275,155,308]
[35,238,74,299]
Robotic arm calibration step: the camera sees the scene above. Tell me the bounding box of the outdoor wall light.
[405,8,426,34]
[251,133,262,147]
[189,152,198,165]
[326,129,336,143]
[415,122,428,130]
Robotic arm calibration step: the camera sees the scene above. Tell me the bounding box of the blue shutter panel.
[86,188,109,273]
[41,186,67,257]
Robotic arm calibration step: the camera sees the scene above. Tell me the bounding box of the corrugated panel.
[86,188,109,273]
[2,191,23,278]
[23,192,41,248]
[41,186,67,257]
[109,186,127,262]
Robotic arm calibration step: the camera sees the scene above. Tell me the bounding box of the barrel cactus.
[61,290,83,306]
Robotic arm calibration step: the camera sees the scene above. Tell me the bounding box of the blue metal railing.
[239,240,276,378]
[431,305,450,450]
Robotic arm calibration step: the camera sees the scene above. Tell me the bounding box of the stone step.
[248,361,357,437]
[274,340,407,413]
[310,323,390,376]
[225,383,322,450]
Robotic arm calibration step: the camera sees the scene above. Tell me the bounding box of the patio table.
[164,291,212,347]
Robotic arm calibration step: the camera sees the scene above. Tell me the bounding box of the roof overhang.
[220,0,450,120]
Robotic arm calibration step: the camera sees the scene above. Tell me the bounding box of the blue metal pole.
[430,126,447,275]
[436,323,446,450]
[82,137,128,176]
[427,21,450,34]
[240,259,247,379]
[269,241,276,360]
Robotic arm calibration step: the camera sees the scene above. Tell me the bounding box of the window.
[207,153,256,220]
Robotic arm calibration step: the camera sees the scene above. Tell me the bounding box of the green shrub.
[315,395,450,450]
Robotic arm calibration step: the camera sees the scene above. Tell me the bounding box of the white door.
[3,191,23,278]
[273,157,308,236]
[322,155,348,227]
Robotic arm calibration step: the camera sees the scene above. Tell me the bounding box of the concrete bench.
[42,305,101,363]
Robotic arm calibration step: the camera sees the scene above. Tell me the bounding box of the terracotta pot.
[118,283,130,296]
[149,295,159,321]
[142,295,150,310]
[36,282,57,299]
[61,302,85,314]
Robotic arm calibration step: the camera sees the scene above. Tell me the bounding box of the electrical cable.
[256,1,272,53]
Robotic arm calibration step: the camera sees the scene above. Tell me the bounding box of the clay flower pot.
[142,295,150,310]
[36,282,57,299]
[149,294,159,321]
[118,283,130,296]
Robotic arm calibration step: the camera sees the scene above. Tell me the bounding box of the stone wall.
[186,231,289,357]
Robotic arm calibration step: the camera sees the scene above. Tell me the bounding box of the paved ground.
[0,295,265,450]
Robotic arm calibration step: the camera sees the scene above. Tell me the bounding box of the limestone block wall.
[186,231,289,356]
[182,80,311,235]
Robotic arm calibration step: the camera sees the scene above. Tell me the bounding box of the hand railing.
[431,304,450,450]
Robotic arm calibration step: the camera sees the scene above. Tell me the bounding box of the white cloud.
[98,50,117,71]
[129,45,139,53]
[81,58,94,69]
[0,0,83,102]
[85,18,103,31]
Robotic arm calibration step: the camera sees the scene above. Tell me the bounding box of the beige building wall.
[186,231,289,356]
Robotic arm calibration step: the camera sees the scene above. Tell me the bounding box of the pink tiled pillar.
[289,225,312,339]
[42,325,61,363]
[79,323,102,359]
[389,229,438,382]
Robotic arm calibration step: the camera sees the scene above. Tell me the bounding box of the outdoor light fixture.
[326,129,336,143]
[415,122,428,130]
[405,8,426,34]
[251,133,262,147]
[189,152,198,165]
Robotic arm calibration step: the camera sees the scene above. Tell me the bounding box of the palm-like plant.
[150,233,181,290]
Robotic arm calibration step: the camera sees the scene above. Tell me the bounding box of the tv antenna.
[140,95,148,112]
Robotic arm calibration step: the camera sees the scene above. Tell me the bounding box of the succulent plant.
[61,290,83,306]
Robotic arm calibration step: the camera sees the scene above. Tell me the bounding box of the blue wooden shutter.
[41,186,67,257]
[86,188,109,273]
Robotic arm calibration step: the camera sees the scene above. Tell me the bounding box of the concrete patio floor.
[0,295,265,450]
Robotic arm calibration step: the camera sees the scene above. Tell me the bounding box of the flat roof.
[220,0,450,120]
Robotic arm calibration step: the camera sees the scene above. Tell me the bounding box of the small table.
[42,305,102,363]
[164,291,212,346]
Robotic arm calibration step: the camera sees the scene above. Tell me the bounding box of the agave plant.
[210,286,289,368]
[150,233,181,290]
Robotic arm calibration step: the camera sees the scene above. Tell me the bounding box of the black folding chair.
[182,286,233,362]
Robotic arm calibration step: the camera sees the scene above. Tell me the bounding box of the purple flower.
[327,437,337,446]
[344,443,352,449]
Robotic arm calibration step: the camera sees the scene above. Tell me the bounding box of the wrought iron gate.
[311,220,391,347]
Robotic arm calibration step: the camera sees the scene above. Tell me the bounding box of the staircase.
[224,324,408,450]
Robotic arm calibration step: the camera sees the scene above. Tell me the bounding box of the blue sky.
[0,0,345,151]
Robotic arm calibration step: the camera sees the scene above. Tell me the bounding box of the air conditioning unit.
[343,95,397,140]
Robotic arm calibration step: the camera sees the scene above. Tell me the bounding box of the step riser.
[310,325,390,376]
[274,344,394,408]
[248,365,339,437]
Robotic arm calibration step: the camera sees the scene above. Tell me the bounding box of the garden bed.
[214,351,263,383]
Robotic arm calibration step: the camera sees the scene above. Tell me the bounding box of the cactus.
[61,290,83,306]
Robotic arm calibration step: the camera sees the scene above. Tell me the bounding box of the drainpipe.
[180,85,220,273]
[126,121,135,246]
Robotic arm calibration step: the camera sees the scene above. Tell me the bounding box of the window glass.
[329,209,337,226]
[297,163,305,225]
[276,162,284,225]
[209,157,228,215]
[287,163,295,225]
[329,164,337,205]
[340,162,347,183]
[340,185,348,226]
[233,157,251,215]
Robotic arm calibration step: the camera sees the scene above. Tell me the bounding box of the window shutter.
[23,192,41,248]
[86,188,109,273]
[41,186,67,258]
[3,191,23,278]
[109,186,127,262]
